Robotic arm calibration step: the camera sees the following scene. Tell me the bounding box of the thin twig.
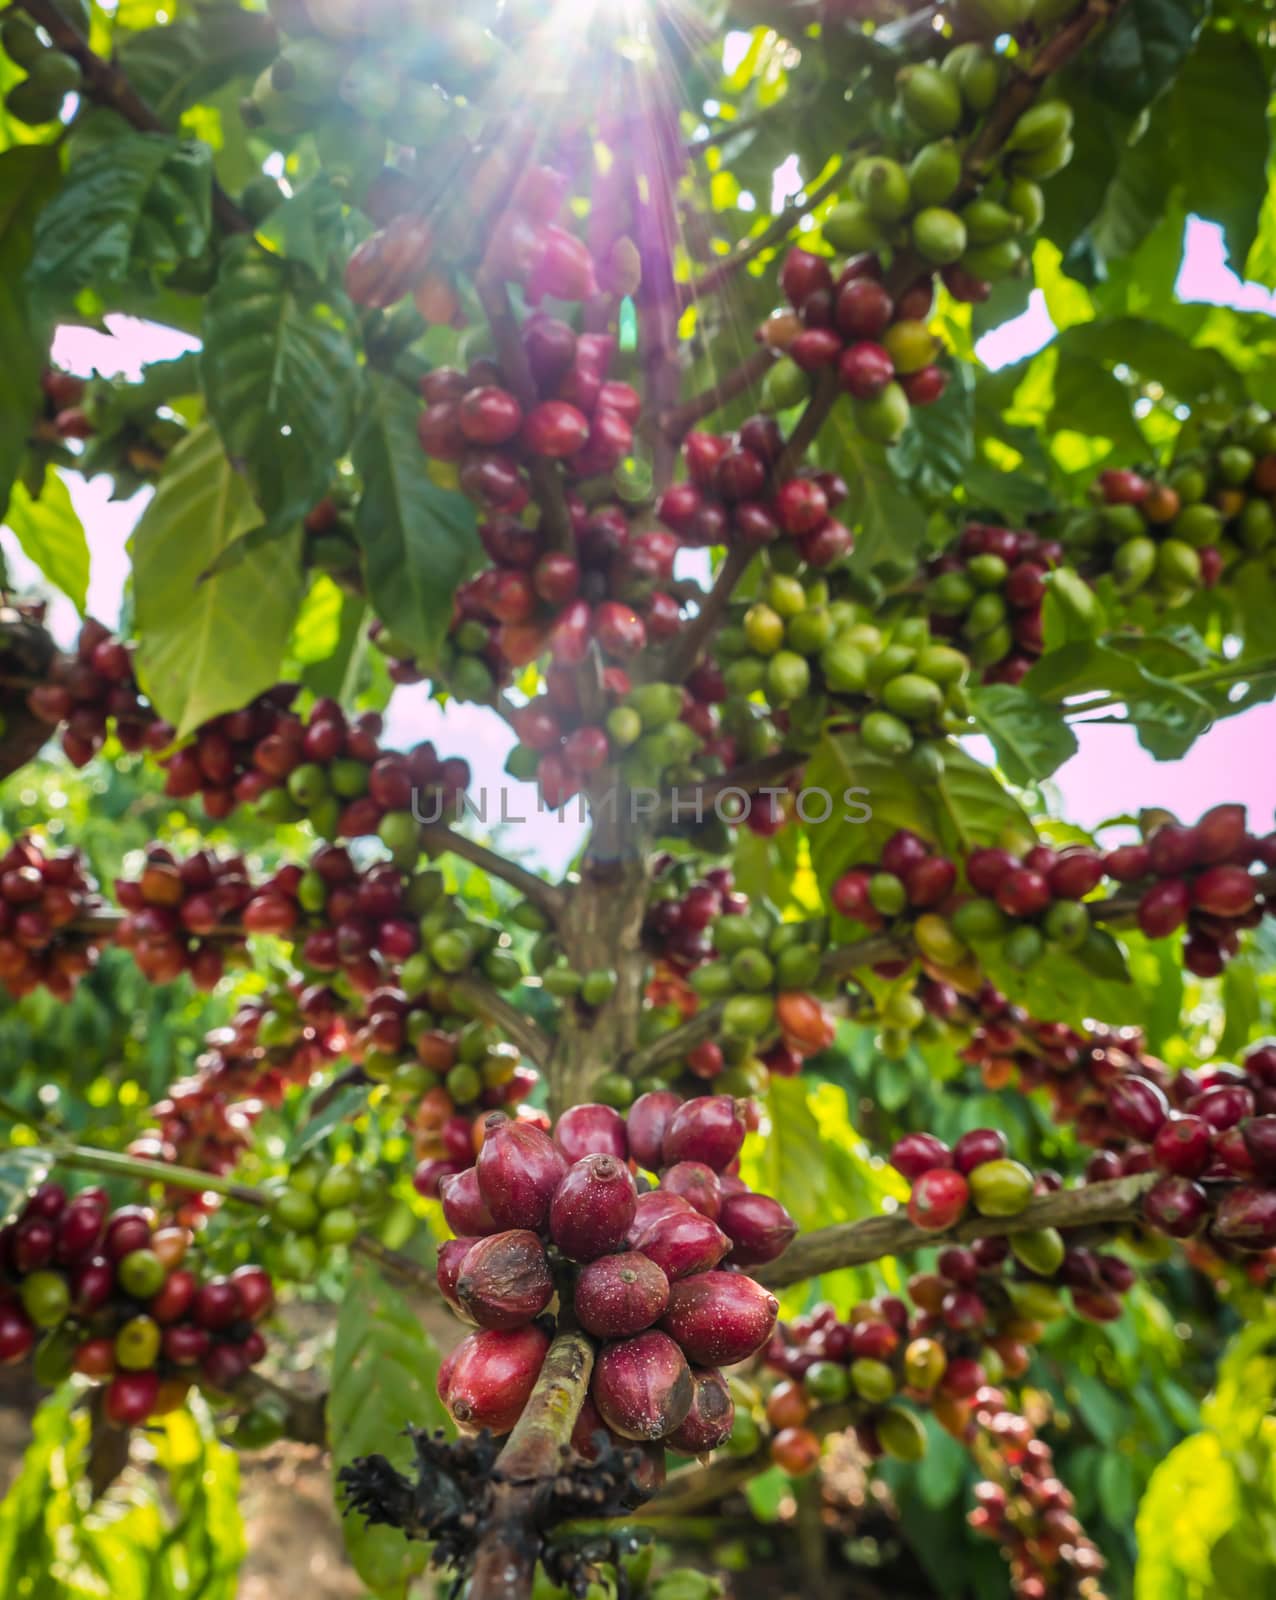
[660,545,752,683]
[658,346,776,444]
[682,158,850,308]
[450,975,554,1068]
[756,1172,1158,1288]
[419,819,566,921]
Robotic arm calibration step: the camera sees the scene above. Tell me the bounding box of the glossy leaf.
[132,423,303,736]
[0,145,60,524]
[352,372,481,665]
[330,1255,444,1595]
[3,469,88,613]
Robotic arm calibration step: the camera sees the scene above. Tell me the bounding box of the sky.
[3,219,1274,870]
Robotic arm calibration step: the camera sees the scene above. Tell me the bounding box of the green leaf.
[0,1385,245,1599]
[28,118,212,304]
[1069,1371,1127,1446]
[817,405,928,577]
[201,245,361,518]
[1219,959,1261,1058]
[744,1465,790,1522]
[257,176,355,276]
[1047,350,1147,459]
[929,741,1037,858]
[1089,114,1177,269]
[888,362,974,498]
[1053,316,1245,406]
[330,1255,444,1595]
[352,372,481,665]
[285,1081,368,1162]
[117,11,278,121]
[132,424,303,737]
[916,1420,967,1510]
[803,732,1034,892]
[1170,25,1270,271]
[4,469,89,612]
[975,930,1137,1032]
[969,683,1078,786]
[962,459,1056,524]
[1089,0,1208,116]
[1135,1432,1234,1600]
[1026,640,1216,759]
[0,145,60,524]
[1097,1451,1138,1529]
[803,730,937,886]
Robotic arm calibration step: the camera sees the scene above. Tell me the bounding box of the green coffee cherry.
[907,140,962,206]
[959,239,1024,280]
[877,1405,928,1461]
[822,199,886,254]
[969,1158,1036,1215]
[1156,539,1201,589]
[30,50,82,96]
[882,672,945,722]
[854,383,911,444]
[861,709,913,755]
[1011,1227,1066,1277]
[819,638,869,693]
[1008,136,1073,181]
[961,198,1022,246]
[1006,100,1074,154]
[1,13,48,69]
[1005,177,1045,231]
[760,355,811,412]
[765,650,811,705]
[914,644,969,685]
[1005,924,1045,969]
[850,1358,896,1403]
[5,79,65,125]
[912,207,967,265]
[1044,899,1090,950]
[851,156,912,222]
[898,64,963,136]
[1113,536,1157,593]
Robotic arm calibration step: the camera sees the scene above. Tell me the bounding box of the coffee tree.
[1,0,1275,1592]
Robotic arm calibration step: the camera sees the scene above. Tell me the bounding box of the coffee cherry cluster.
[924,523,1064,685]
[764,249,948,446]
[656,418,852,565]
[0,1184,271,1426]
[1117,805,1274,975]
[829,805,1276,985]
[35,365,94,443]
[113,845,253,989]
[133,990,350,1210]
[1075,1049,1276,1250]
[0,834,102,1000]
[0,6,85,127]
[26,618,159,768]
[758,70,1070,444]
[1071,404,1276,603]
[250,11,504,168]
[892,1126,1040,1233]
[719,586,971,755]
[261,1148,389,1279]
[965,1389,1108,1600]
[348,159,601,314]
[419,325,636,516]
[433,1096,789,1475]
[167,692,470,845]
